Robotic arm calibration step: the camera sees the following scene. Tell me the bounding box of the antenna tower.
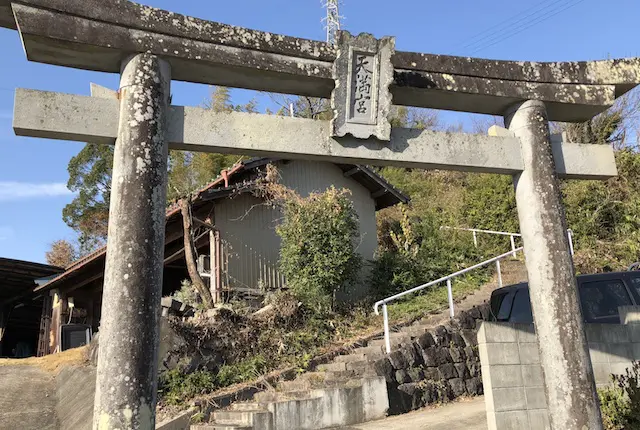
[323,0,342,45]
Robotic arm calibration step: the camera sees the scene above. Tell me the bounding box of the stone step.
[334,353,367,363]
[400,325,430,337]
[316,362,347,372]
[276,379,311,392]
[368,335,411,349]
[309,370,356,381]
[277,371,357,392]
[212,410,265,426]
[254,389,317,403]
[356,345,385,356]
[228,403,267,412]
[345,360,375,375]
[191,425,251,430]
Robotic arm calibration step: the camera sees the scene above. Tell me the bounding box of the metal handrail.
[441,226,574,258]
[440,226,522,237]
[373,246,524,353]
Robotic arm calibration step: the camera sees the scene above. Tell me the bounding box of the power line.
[457,0,569,51]
[469,0,587,55]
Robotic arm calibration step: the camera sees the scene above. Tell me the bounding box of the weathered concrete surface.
[13,89,618,179]
[155,409,194,430]
[93,54,171,430]
[331,32,394,141]
[0,0,13,30]
[223,376,389,429]
[3,1,638,120]
[57,365,97,430]
[336,397,487,430]
[0,365,57,430]
[3,0,640,88]
[392,71,615,122]
[394,52,640,86]
[506,100,602,430]
[479,322,640,429]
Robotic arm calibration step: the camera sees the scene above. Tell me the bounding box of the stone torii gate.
[2,1,640,428]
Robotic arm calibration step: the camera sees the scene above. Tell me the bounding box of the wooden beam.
[193,217,217,231]
[343,167,360,177]
[371,189,388,199]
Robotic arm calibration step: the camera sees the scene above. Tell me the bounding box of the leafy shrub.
[159,355,268,405]
[599,384,630,430]
[169,279,204,310]
[159,369,216,406]
[372,206,485,299]
[276,186,362,312]
[216,355,268,387]
[599,361,640,429]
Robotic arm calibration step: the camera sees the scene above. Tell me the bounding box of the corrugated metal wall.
[214,160,378,295]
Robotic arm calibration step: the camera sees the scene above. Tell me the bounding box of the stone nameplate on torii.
[2,1,640,429]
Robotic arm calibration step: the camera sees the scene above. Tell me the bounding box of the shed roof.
[200,158,409,210]
[0,258,63,305]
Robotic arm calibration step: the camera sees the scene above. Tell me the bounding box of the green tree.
[181,86,252,192]
[563,109,625,146]
[62,143,113,252]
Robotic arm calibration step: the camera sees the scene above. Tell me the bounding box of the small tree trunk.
[180,198,214,309]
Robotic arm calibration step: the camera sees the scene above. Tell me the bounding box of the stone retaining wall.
[371,305,489,414]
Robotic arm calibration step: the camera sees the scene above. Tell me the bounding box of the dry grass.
[0,346,88,373]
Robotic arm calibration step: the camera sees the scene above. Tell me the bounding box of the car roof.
[491,270,640,296]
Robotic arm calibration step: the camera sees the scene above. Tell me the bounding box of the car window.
[510,289,534,323]
[579,280,632,322]
[628,276,640,300]
[496,291,515,321]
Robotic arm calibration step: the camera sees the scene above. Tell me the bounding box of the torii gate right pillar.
[506,100,603,429]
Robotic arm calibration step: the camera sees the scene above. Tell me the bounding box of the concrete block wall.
[478,321,640,430]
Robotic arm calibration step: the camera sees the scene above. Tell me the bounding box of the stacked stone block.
[371,305,488,414]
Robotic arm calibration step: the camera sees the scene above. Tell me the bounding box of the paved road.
[0,365,57,430]
[340,397,487,430]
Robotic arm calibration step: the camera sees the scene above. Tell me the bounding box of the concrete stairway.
[192,259,527,429]
[193,371,388,429]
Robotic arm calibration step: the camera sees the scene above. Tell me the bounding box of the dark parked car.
[489,271,640,324]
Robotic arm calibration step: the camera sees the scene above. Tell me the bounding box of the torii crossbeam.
[2,1,639,429]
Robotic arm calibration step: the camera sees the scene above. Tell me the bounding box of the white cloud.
[0,182,73,201]
[0,226,14,241]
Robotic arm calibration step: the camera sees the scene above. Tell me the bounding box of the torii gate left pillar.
[94,53,171,429]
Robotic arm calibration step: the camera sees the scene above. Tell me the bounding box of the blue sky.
[0,0,639,263]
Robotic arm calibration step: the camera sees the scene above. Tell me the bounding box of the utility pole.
[323,0,342,44]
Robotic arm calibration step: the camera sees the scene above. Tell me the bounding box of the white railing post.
[382,303,391,354]
[496,259,503,289]
[567,229,575,257]
[472,230,478,247]
[510,235,517,258]
[446,278,454,318]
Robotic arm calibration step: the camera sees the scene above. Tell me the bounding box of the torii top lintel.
[1,0,639,122]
